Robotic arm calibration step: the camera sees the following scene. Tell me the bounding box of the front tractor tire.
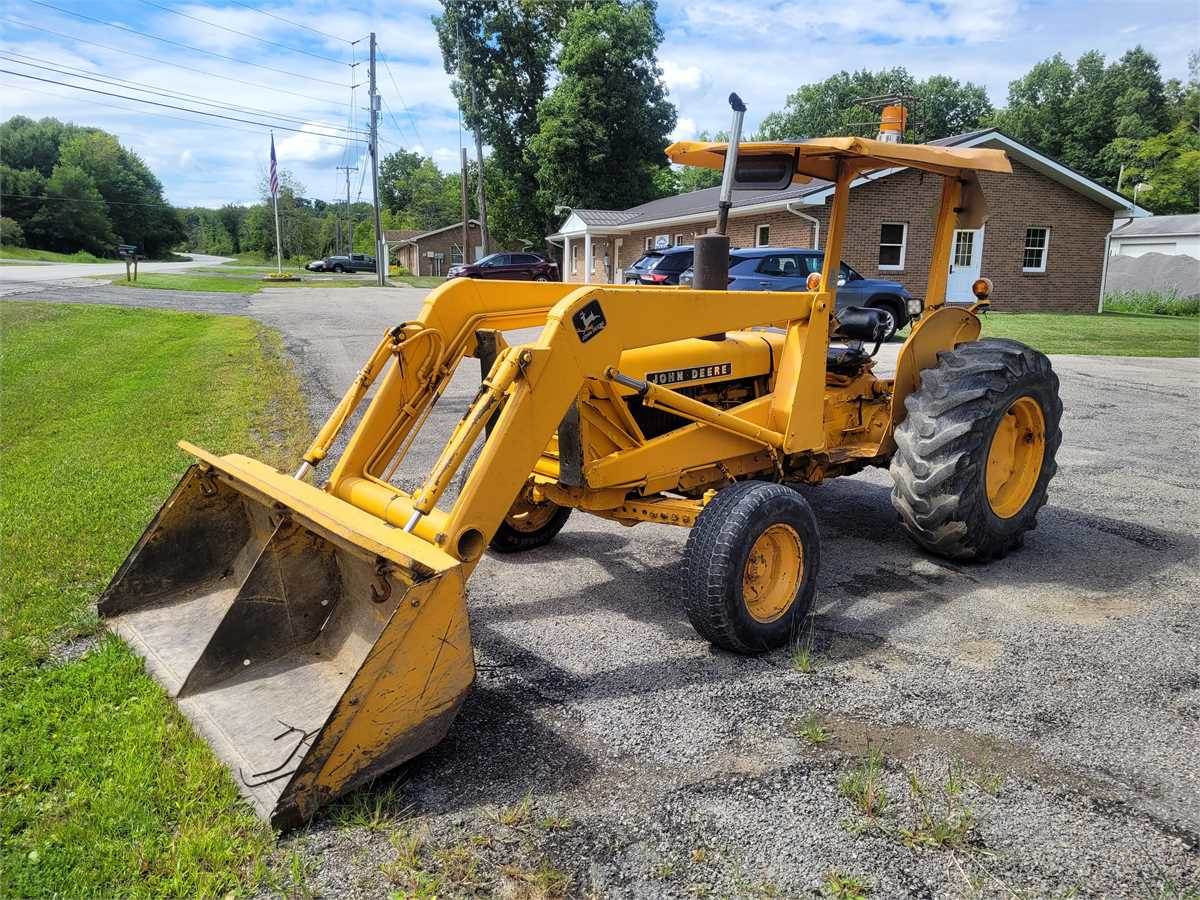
[489,490,571,553]
[890,338,1062,561]
[457,446,570,554]
[683,481,820,654]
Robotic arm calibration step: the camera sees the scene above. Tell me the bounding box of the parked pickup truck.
[320,253,376,273]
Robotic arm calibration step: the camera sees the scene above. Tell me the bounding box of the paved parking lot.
[8,281,1199,895]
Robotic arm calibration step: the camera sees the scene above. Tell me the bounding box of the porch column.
[583,232,593,284]
[563,236,571,280]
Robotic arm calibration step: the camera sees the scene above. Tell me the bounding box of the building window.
[571,243,579,275]
[644,236,653,251]
[1022,227,1050,272]
[674,233,685,246]
[878,222,907,270]
[755,224,770,246]
[953,231,975,268]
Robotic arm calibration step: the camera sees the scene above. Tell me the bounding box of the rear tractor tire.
[457,446,571,554]
[683,481,820,654]
[890,338,1062,561]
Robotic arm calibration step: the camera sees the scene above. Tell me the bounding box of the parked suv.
[323,253,376,273]
[679,247,920,339]
[448,251,559,281]
[623,245,694,285]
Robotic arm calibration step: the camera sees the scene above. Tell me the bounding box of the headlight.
[906,297,924,316]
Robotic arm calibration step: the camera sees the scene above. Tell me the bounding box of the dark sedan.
[623,245,693,285]
[679,247,922,339]
[448,251,558,281]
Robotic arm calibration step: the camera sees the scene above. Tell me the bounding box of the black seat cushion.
[826,345,871,374]
[831,306,889,343]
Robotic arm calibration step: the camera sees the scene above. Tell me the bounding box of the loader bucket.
[99,443,475,828]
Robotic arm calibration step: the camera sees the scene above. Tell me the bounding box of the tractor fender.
[883,305,982,449]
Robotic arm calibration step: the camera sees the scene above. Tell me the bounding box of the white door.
[947,228,983,302]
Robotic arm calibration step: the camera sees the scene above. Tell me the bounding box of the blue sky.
[1,0,1193,208]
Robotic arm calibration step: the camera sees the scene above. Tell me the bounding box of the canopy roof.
[665,136,1012,184]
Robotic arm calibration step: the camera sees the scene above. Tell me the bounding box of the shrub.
[389,264,412,277]
[1105,290,1200,317]
[0,216,26,247]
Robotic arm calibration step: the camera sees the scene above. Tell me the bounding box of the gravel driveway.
[8,282,1199,897]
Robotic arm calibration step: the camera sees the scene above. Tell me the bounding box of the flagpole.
[270,131,283,274]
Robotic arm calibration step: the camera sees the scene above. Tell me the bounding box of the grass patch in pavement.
[391,274,447,289]
[979,311,1199,356]
[898,311,1199,357]
[0,301,311,896]
[111,272,374,292]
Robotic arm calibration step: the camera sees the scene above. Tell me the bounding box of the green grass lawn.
[0,302,311,896]
[391,274,446,289]
[977,311,1199,357]
[106,272,374,292]
[0,245,106,263]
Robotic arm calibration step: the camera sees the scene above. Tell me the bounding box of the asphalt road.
[8,282,1199,896]
[0,252,232,291]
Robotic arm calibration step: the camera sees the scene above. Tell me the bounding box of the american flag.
[269,133,279,197]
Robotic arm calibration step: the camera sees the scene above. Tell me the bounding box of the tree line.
[0,116,183,257]
[2,4,1194,262]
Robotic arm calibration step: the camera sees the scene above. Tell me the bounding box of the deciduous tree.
[532,0,675,213]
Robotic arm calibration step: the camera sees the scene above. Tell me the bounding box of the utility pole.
[467,80,490,256]
[368,32,385,285]
[336,165,356,255]
[459,147,470,268]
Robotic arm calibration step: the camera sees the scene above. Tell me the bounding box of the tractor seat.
[831,306,890,344]
[826,345,872,374]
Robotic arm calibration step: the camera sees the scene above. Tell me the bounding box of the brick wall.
[807,161,1112,312]
[410,223,483,276]
[565,237,619,282]
[600,161,1111,311]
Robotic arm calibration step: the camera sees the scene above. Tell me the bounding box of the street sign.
[117,244,139,258]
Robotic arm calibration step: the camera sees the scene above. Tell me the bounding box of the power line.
[378,52,426,148]
[0,68,369,142]
[132,0,350,66]
[222,0,356,45]
[0,77,270,137]
[25,0,354,88]
[0,51,369,138]
[2,17,350,107]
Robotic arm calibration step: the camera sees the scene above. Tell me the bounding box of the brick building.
[546,130,1143,312]
[390,220,483,277]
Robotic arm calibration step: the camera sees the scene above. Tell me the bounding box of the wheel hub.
[985,395,1046,518]
[505,491,559,533]
[742,523,804,623]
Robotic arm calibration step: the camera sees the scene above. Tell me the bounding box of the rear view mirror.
[731,153,795,191]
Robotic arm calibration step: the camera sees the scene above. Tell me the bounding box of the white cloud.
[661,60,704,92]
[669,117,697,141]
[1,0,1192,209]
[277,124,346,163]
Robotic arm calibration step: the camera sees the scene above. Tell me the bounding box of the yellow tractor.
[100,96,1061,827]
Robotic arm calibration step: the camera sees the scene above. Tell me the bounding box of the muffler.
[100,443,475,827]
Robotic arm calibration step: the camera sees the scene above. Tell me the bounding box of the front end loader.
[101,96,1062,827]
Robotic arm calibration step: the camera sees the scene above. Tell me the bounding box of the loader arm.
[320,278,830,566]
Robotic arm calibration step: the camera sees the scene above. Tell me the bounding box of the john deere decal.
[645,362,732,385]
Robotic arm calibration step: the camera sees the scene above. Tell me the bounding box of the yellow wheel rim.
[505,491,559,533]
[985,395,1046,519]
[742,523,804,623]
